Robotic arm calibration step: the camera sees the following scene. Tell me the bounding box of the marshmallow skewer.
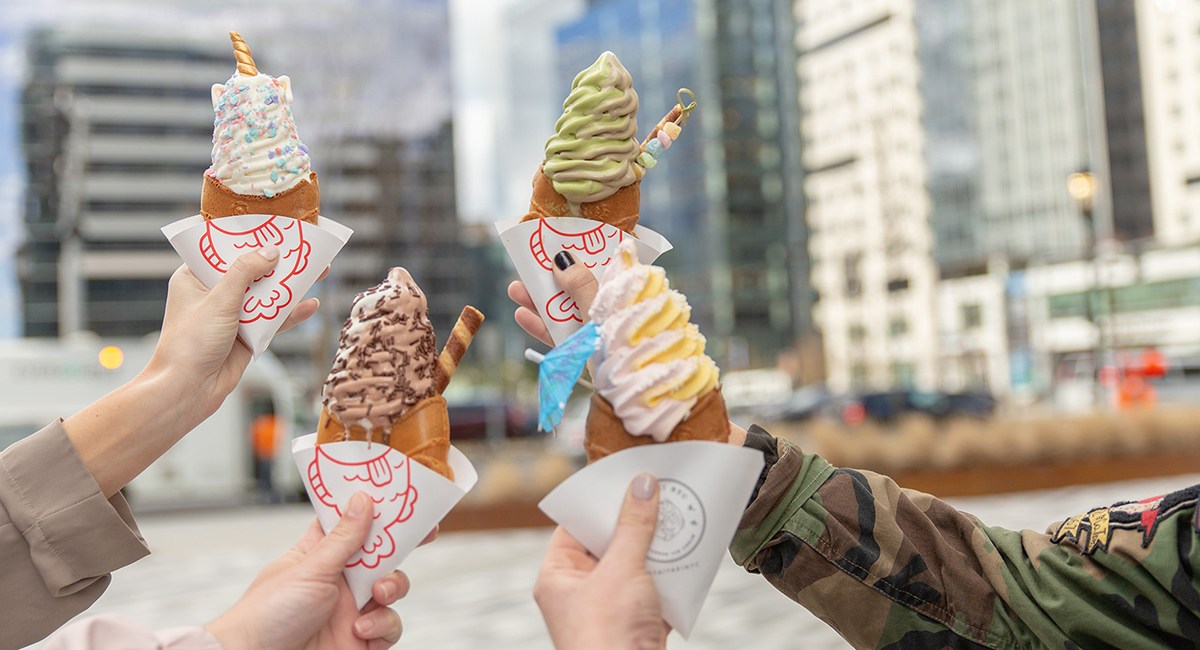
[633,88,697,176]
[434,306,485,394]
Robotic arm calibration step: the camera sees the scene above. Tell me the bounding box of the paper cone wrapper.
[162,213,352,357]
[293,433,479,608]
[495,216,671,344]
[538,442,764,637]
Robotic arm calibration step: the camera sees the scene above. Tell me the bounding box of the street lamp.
[1066,169,1106,408]
[1066,171,1097,212]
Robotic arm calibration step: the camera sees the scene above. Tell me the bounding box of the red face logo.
[529,219,625,323]
[198,216,313,323]
[307,445,420,569]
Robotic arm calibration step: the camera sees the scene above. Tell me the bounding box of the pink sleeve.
[43,615,223,650]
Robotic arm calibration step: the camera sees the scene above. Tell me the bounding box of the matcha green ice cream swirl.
[543,51,640,206]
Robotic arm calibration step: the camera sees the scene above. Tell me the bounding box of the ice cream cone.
[522,165,641,233]
[200,171,320,223]
[317,395,453,480]
[584,388,729,463]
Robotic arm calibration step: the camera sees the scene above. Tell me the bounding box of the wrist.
[136,357,219,425]
[205,616,253,650]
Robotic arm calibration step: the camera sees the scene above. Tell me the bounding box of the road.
[30,472,1200,649]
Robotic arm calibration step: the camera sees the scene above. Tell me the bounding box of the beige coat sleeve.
[0,420,150,648]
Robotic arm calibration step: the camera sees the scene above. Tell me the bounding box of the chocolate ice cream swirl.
[322,268,438,432]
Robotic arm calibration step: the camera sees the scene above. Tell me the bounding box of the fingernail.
[379,581,395,601]
[347,492,368,517]
[355,619,375,636]
[258,247,279,260]
[554,251,575,270]
[632,473,657,501]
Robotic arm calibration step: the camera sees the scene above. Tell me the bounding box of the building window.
[962,303,982,330]
[886,276,910,293]
[888,318,908,337]
[889,362,915,387]
[844,252,863,298]
[851,363,868,388]
[848,324,866,341]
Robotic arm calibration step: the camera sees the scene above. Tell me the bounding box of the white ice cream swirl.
[206,72,312,198]
[589,241,719,441]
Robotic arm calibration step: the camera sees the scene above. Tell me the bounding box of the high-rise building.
[20,27,226,337]
[1136,0,1200,246]
[552,0,809,369]
[295,124,468,379]
[965,0,1094,271]
[798,0,939,391]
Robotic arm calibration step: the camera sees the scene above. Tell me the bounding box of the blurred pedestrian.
[0,248,321,647]
[44,493,414,649]
[513,254,1200,648]
[250,408,282,503]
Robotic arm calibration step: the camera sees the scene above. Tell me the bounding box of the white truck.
[0,336,301,508]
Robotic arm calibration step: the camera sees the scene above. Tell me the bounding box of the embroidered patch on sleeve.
[1052,485,1200,555]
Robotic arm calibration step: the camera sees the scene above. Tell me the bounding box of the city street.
[29,472,1200,649]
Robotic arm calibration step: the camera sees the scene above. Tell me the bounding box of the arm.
[42,495,410,650]
[0,250,319,645]
[64,249,317,498]
[731,426,1200,649]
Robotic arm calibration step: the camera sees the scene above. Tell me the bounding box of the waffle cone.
[317,395,453,480]
[522,166,640,233]
[584,388,729,463]
[201,172,321,224]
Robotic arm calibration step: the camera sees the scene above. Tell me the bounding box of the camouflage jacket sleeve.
[729,425,1200,649]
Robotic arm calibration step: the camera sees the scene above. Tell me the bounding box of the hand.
[508,251,599,346]
[62,250,325,497]
[535,473,669,650]
[144,248,322,418]
[207,492,432,650]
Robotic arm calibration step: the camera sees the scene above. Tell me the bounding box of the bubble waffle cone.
[200,172,321,223]
[521,165,641,233]
[583,388,729,463]
[317,395,453,480]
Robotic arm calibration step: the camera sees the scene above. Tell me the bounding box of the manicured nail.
[554,251,575,270]
[632,473,657,501]
[379,581,395,601]
[355,618,375,636]
[347,492,368,517]
[258,247,279,260]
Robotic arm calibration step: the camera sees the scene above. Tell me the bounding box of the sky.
[0,0,474,338]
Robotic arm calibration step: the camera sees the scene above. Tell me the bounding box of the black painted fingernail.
[554,251,575,270]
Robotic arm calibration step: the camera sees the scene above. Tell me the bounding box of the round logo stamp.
[648,479,706,563]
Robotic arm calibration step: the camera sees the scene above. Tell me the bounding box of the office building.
[552,0,809,369]
[20,27,226,337]
[797,0,939,391]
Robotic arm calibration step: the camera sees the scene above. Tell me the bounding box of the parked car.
[835,389,996,426]
[446,399,538,440]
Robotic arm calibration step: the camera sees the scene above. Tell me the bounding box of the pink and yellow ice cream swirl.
[588,240,719,441]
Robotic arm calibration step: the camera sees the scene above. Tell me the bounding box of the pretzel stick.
[434,306,485,394]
